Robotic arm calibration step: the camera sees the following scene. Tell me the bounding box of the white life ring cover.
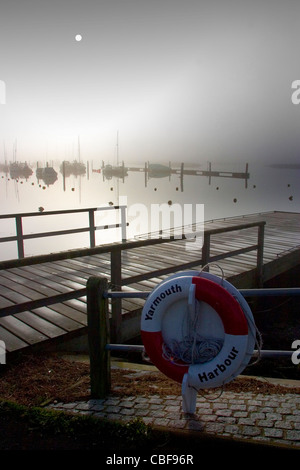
[141,273,254,389]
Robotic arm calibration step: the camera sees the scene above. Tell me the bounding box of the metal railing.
[87,276,300,398]
[0,205,128,259]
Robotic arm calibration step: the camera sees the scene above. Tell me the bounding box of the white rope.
[162,335,224,365]
[200,263,226,284]
[162,274,223,365]
[162,263,263,368]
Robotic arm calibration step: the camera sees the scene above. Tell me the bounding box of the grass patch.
[0,400,154,451]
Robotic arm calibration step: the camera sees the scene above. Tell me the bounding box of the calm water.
[0,159,299,261]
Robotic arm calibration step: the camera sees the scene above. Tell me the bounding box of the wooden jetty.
[0,211,299,357]
[115,161,249,190]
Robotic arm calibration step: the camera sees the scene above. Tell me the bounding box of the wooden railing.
[109,220,265,340]
[0,219,266,343]
[0,205,128,259]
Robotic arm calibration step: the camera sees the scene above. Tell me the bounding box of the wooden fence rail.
[109,220,265,341]
[0,205,128,259]
[0,219,266,344]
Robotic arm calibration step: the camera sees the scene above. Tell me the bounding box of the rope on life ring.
[153,267,262,373]
[141,274,250,389]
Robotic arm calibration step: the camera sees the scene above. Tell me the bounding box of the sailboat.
[9,140,33,180]
[36,162,58,186]
[102,132,128,181]
[147,162,172,179]
[102,161,128,180]
[60,137,86,177]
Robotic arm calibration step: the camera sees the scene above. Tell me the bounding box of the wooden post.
[120,205,127,242]
[208,161,212,185]
[202,232,210,271]
[256,222,265,287]
[110,249,122,343]
[180,162,184,192]
[88,209,96,248]
[15,215,24,259]
[144,162,148,187]
[87,276,111,398]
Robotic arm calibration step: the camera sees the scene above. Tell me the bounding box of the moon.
[75,34,82,42]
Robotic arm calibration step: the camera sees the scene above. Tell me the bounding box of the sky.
[0,0,300,164]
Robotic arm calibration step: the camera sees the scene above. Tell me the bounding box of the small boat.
[147,163,172,179]
[60,160,86,177]
[102,162,128,180]
[9,162,33,180]
[36,164,58,186]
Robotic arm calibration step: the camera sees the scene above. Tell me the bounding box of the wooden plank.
[15,311,67,338]
[0,325,28,352]
[64,298,87,313]
[263,249,300,280]
[31,306,83,332]
[11,266,73,293]
[0,277,46,300]
[35,262,90,286]
[0,271,59,298]
[0,296,14,309]
[57,256,111,273]
[0,285,31,305]
[0,315,49,344]
[48,303,87,325]
[0,210,298,354]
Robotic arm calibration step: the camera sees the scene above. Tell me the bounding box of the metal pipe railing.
[87,276,300,399]
[104,287,300,299]
[105,345,294,358]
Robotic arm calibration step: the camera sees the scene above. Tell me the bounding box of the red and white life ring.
[141,274,250,389]
[156,270,257,381]
[196,271,256,380]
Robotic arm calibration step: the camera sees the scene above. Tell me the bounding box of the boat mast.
[116,130,119,203]
[78,135,81,203]
[116,130,119,167]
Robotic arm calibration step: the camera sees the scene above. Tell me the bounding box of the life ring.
[141,275,249,389]
[156,270,257,381]
[196,271,257,380]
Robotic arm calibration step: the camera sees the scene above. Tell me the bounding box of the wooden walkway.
[0,211,299,355]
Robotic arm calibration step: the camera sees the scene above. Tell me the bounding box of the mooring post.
[15,215,24,259]
[257,222,265,287]
[110,249,122,343]
[201,232,210,271]
[87,276,111,398]
[88,209,96,248]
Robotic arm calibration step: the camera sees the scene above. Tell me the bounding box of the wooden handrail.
[0,288,87,318]
[0,205,128,259]
[0,205,127,219]
[108,220,266,340]
[0,220,265,270]
[0,219,266,344]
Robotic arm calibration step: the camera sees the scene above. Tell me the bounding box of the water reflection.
[0,158,298,261]
[60,160,86,178]
[1,159,298,211]
[0,161,33,181]
[36,163,58,187]
[86,160,250,192]
[101,161,128,182]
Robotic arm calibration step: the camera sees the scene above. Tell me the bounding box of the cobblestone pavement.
[48,388,300,451]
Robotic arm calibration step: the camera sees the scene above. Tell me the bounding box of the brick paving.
[48,388,300,450]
